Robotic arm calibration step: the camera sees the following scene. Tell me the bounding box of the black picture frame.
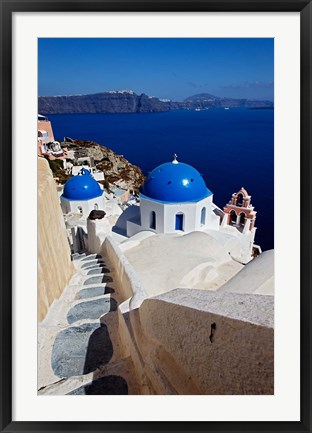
[1,1,311,432]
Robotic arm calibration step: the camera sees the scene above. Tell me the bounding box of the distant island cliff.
[38,90,274,114]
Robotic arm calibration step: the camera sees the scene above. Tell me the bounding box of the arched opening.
[94,203,98,210]
[150,211,156,230]
[175,213,184,231]
[240,212,246,226]
[230,210,237,225]
[200,207,206,226]
[78,206,83,215]
[38,130,49,139]
[236,193,244,206]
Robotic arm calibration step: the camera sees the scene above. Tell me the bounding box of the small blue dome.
[62,169,103,201]
[141,160,212,203]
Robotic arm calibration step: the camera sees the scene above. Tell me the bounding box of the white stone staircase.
[38,252,141,395]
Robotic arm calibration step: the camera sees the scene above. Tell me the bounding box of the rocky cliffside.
[64,139,145,192]
[39,92,178,114]
[38,158,74,321]
[38,91,273,114]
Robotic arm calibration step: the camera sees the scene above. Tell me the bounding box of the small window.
[78,206,83,215]
[200,207,206,226]
[150,211,156,229]
[94,203,98,210]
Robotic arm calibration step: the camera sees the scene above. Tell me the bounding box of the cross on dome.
[172,153,178,164]
[78,167,91,176]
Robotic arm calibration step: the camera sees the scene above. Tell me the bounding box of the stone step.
[67,374,128,395]
[75,286,115,300]
[83,275,113,286]
[72,253,86,261]
[67,297,117,325]
[81,265,106,272]
[83,268,110,276]
[81,254,102,262]
[51,322,113,378]
[81,260,105,269]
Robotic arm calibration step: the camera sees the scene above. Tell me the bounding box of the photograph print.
[37,38,274,396]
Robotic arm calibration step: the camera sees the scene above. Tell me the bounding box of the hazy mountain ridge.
[38,91,273,114]
[183,93,273,109]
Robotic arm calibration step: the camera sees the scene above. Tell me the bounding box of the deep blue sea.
[49,109,274,251]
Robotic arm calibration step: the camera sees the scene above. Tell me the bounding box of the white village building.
[126,154,220,236]
[60,156,261,264]
[121,155,260,264]
[60,167,105,216]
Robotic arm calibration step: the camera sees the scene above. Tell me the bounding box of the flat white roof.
[123,231,243,297]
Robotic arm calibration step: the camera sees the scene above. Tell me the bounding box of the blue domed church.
[60,168,105,216]
[127,155,220,236]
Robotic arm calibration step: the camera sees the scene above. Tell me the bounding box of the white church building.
[60,167,105,216]
[59,156,261,264]
[127,154,220,236]
[124,155,260,264]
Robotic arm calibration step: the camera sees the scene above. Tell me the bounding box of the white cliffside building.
[127,154,219,236]
[60,167,105,216]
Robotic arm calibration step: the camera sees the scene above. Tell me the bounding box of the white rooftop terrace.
[120,231,244,297]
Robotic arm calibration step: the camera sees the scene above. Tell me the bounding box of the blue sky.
[38,38,274,101]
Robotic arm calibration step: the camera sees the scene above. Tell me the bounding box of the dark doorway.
[175,213,184,231]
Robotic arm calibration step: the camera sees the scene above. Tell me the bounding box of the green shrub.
[48,158,64,173]
[103,179,110,190]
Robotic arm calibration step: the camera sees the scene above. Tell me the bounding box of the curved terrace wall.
[137,288,274,394]
[101,236,147,307]
[100,232,274,395]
